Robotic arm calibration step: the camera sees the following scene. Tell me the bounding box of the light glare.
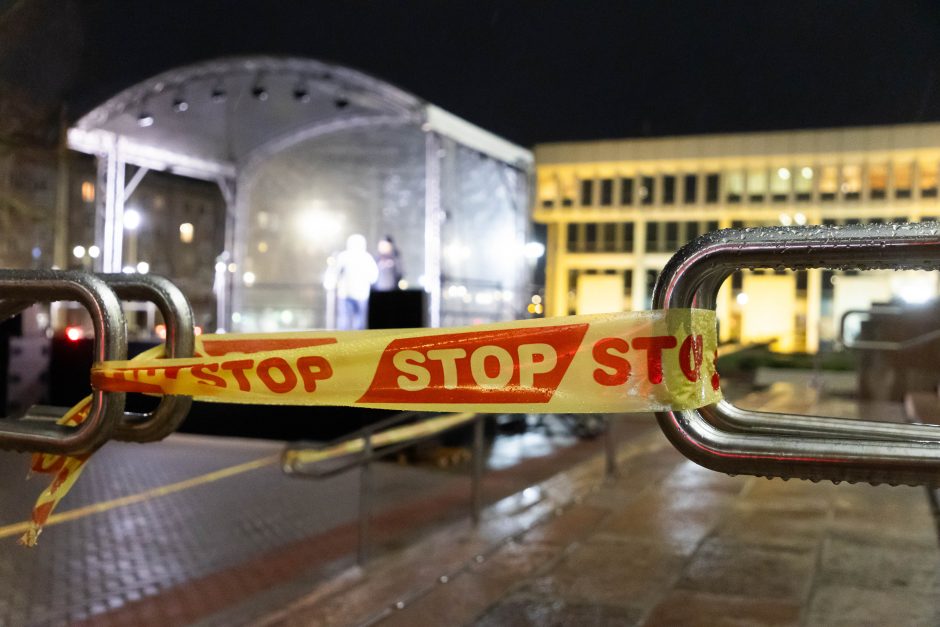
[179,222,194,243]
[123,209,142,231]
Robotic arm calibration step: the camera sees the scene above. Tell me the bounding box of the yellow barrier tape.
[21,309,720,545]
[92,309,720,413]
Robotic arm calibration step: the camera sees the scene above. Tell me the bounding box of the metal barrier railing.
[839,305,940,352]
[0,270,127,455]
[654,222,940,486]
[282,411,487,565]
[0,270,195,454]
[282,412,618,565]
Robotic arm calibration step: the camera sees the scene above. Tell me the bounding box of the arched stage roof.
[65,56,532,329]
[68,56,531,181]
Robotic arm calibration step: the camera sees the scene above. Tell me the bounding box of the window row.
[566,221,720,254]
[566,215,935,255]
[541,162,940,209]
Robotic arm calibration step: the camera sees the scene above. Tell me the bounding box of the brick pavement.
[0,417,630,625]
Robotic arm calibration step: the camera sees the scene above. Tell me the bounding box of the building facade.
[533,124,940,352]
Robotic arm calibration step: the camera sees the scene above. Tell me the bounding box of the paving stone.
[642,590,800,627]
[526,538,687,611]
[805,584,940,627]
[597,488,730,556]
[379,542,561,627]
[676,537,816,601]
[474,594,644,627]
[816,533,940,595]
[711,502,827,551]
[659,459,749,496]
[519,504,607,546]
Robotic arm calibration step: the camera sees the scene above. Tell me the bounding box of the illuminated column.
[547,222,568,317]
[53,113,70,271]
[717,215,734,342]
[93,138,126,273]
[216,176,238,332]
[806,268,823,353]
[631,218,645,310]
[424,131,443,327]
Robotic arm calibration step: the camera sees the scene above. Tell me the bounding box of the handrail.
[653,223,940,486]
[281,411,479,478]
[839,306,940,351]
[284,411,488,565]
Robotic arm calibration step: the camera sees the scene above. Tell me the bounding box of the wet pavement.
[255,387,940,627]
[0,415,633,626]
[1,387,938,626]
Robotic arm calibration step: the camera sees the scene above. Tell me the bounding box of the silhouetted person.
[331,234,378,330]
[374,235,402,291]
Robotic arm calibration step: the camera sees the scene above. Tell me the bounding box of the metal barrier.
[0,271,196,453]
[0,270,127,455]
[654,223,940,486]
[282,411,488,565]
[283,411,618,565]
[839,305,940,352]
[97,274,194,443]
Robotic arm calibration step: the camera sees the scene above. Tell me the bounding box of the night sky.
[6,0,940,146]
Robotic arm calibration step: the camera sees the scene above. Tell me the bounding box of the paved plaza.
[0,389,937,625]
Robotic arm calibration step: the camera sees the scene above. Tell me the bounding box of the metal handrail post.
[605,416,617,478]
[471,413,484,525]
[357,430,374,566]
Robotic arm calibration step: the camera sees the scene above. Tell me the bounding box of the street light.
[123,209,142,231]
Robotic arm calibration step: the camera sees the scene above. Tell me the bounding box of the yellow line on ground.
[0,454,280,540]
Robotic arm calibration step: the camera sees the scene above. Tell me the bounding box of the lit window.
[819,166,838,201]
[559,173,576,207]
[770,167,790,201]
[747,169,767,202]
[726,171,744,203]
[179,222,194,243]
[794,167,813,201]
[841,165,861,200]
[869,164,887,199]
[921,162,938,198]
[538,175,558,208]
[895,163,913,198]
[80,181,95,203]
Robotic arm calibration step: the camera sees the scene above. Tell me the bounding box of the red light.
[155,324,167,340]
[65,326,84,342]
[194,326,203,336]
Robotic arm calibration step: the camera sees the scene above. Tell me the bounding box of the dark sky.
[7,0,940,146]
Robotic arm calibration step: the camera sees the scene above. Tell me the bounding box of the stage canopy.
[68,56,533,330]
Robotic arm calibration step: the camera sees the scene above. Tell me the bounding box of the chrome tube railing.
[0,270,126,455]
[838,305,940,351]
[100,274,194,443]
[654,223,940,485]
